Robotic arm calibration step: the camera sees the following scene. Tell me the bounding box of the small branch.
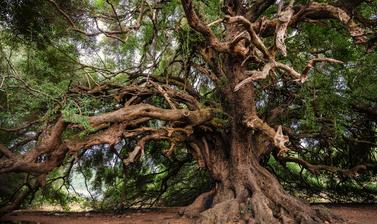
[0,144,14,158]
[106,0,123,32]
[300,58,343,81]
[192,63,219,83]
[207,18,223,27]
[274,62,303,81]
[47,0,145,41]
[46,0,76,28]
[234,63,274,91]
[0,120,39,132]
[150,81,177,109]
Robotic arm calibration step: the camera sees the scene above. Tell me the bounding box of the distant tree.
[0,0,376,223]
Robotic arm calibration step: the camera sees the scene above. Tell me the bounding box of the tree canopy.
[0,0,376,223]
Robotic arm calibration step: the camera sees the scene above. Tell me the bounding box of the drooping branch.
[295,2,367,44]
[0,144,68,174]
[279,156,375,177]
[123,126,192,166]
[0,120,40,133]
[0,118,67,174]
[46,0,148,41]
[0,101,214,174]
[256,1,371,47]
[37,76,216,170]
[0,180,40,214]
[65,123,125,154]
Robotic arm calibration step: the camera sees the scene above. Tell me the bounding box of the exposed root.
[250,192,280,224]
[197,199,241,224]
[189,198,345,224]
[179,131,347,224]
[180,181,346,224]
[179,189,216,218]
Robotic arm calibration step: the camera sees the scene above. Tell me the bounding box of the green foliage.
[94,0,105,9]
[62,102,94,133]
[0,0,376,211]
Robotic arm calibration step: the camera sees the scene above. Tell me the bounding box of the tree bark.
[180,57,344,224]
[181,119,344,224]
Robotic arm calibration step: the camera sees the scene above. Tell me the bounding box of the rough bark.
[182,135,343,224]
[189,82,334,224]
[178,12,346,220]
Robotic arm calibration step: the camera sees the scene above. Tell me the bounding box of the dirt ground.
[324,204,377,224]
[0,205,376,224]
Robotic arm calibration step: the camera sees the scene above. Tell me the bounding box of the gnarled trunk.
[181,129,343,224]
[180,58,343,224]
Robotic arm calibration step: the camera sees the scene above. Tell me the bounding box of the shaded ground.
[0,208,192,224]
[324,204,377,224]
[0,204,376,224]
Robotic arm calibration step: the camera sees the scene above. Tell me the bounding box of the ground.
[0,205,376,224]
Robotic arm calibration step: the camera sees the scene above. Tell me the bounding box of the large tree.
[0,0,376,223]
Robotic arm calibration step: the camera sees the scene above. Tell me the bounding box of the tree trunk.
[181,129,344,224]
[180,58,344,224]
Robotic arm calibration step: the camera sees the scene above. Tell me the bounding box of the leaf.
[94,0,105,9]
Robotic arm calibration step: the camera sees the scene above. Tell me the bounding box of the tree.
[0,0,376,223]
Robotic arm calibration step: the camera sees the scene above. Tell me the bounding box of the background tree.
[0,0,376,223]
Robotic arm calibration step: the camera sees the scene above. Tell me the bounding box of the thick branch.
[274,0,295,56]
[234,57,343,91]
[123,127,192,166]
[88,103,213,128]
[0,144,14,158]
[292,2,367,43]
[245,114,290,155]
[181,0,247,56]
[0,118,67,174]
